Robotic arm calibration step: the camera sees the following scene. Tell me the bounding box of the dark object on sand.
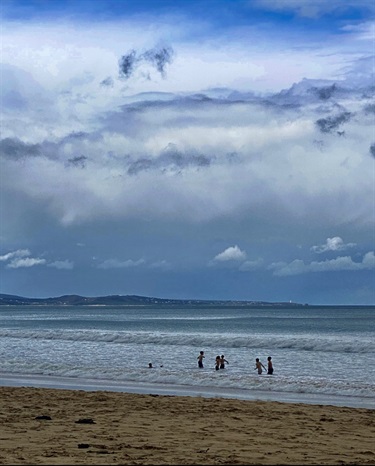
[35,415,52,420]
[75,418,96,424]
[78,443,90,449]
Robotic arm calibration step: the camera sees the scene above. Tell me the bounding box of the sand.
[0,386,374,465]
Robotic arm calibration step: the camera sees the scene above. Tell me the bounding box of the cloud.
[100,76,114,87]
[119,46,174,80]
[252,0,374,18]
[212,245,247,263]
[315,112,352,133]
[97,258,146,269]
[142,47,174,77]
[0,138,41,160]
[0,249,31,261]
[239,258,264,271]
[1,73,373,229]
[269,252,375,276]
[66,155,87,169]
[119,49,138,79]
[311,237,357,254]
[0,249,73,269]
[7,257,47,269]
[148,260,172,270]
[47,260,74,270]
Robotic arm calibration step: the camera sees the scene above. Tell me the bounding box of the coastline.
[0,373,374,409]
[1,384,374,465]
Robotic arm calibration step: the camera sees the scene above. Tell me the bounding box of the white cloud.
[269,252,375,276]
[7,257,47,269]
[48,260,74,270]
[212,245,247,262]
[0,249,31,261]
[311,237,357,253]
[97,258,146,269]
[148,260,172,270]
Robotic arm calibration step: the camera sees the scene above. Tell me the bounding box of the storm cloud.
[0,0,374,304]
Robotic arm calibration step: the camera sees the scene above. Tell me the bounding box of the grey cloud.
[2,75,373,231]
[127,144,211,175]
[313,84,337,100]
[370,143,375,158]
[119,46,174,80]
[119,49,137,79]
[142,47,174,77]
[66,155,87,168]
[60,131,89,142]
[0,134,94,164]
[127,158,154,175]
[315,111,352,133]
[100,77,114,87]
[0,138,41,160]
[363,103,375,115]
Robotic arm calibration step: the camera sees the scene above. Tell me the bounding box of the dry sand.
[0,386,374,465]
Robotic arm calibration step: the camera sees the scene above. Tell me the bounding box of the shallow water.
[0,304,374,408]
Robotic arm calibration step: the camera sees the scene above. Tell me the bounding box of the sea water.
[0,304,374,408]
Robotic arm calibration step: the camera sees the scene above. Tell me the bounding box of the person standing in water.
[219,355,228,369]
[254,358,266,374]
[267,356,274,375]
[215,355,221,370]
[197,351,205,368]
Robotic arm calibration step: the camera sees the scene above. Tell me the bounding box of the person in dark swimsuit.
[219,354,228,369]
[267,356,274,375]
[197,350,205,368]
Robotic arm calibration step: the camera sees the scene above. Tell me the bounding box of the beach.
[0,386,374,465]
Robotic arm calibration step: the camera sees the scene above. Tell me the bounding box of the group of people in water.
[197,351,273,375]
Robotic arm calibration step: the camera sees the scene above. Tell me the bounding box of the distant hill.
[0,293,306,307]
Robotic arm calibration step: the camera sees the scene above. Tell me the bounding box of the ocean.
[0,304,374,409]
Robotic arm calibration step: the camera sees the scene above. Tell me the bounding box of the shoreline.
[1,372,374,409]
[0,385,374,465]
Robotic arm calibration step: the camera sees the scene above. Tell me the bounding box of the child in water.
[197,351,205,368]
[267,356,274,375]
[254,358,266,374]
[215,355,221,370]
[220,355,228,369]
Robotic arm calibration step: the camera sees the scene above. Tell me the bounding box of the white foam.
[0,373,373,409]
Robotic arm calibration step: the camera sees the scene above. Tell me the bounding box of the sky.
[0,0,374,305]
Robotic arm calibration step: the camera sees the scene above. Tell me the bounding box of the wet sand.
[0,386,374,465]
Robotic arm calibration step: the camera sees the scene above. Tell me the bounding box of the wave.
[1,364,374,400]
[1,329,374,353]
